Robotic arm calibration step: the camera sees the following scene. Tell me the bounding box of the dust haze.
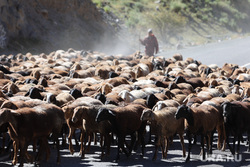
[90,27,138,56]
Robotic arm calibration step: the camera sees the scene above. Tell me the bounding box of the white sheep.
[118,90,147,103]
[152,100,180,111]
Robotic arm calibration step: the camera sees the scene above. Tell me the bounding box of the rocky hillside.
[0,0,131,55]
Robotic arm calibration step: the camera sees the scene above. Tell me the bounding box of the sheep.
[69,69,93,79]
[105,92,123,106]
[231,85,244,95]
[0,64,13,74]
[221,63,238,77]
[240,81,250,89]
[118,90,147,103]
[196,87,221,99]
[241,87,250,99]
[225,94,242,101]
[71,105,116,158]
[95,104,147,161]
[183,93,209,107]
[185,63,198,72]
[2,81,20,96]
[2,48,250,164]
[105,77,130,87]
[133,63,150,78]
[108,83,133,95]
[140,59,154,73]
[0,79,10,88]
[0,99,48,155]
[1,99,46,109]
[62,97,103,156]
[201,97,228,150]
[144,94,164,143]
[24,87,44,100]
[44,92,75,107]
[236,73,250,82]
[131,98,148,108]
[142,87,163,95]
[215,84,232,95]
[222,101,250,155]
[0,104,65,166]
[152,100,180,111]
[174,76,204,89]
[69,88,83,99]
[146,94,160,109]
[146,70,165,79]
[95,92,107,104]
[172,94,187,105]
[95,66,114,79]
[119,71,135,81]
[168,82,194,95]
[140,108,186,160]
[175,104,223,162]
[96,83,113,95]
[132,79,155,87]
[153,80,170,88]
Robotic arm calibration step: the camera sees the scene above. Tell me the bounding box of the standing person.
[139,29,159,56]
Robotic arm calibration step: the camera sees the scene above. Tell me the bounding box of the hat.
[148,29,152,33]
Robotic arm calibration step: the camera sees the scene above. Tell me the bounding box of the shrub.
[170,0,187,13]
[219,12,229,25]
[146,9,187,43]
[103,6,111,13]
[125,10,141,28]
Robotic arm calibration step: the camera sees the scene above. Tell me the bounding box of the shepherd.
[139,29,159,57]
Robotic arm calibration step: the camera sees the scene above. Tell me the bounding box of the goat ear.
[108,110,116,117]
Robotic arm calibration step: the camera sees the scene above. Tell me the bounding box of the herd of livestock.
[0,49,249,166]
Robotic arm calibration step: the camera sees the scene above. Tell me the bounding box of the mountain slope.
[0,0,129,54]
